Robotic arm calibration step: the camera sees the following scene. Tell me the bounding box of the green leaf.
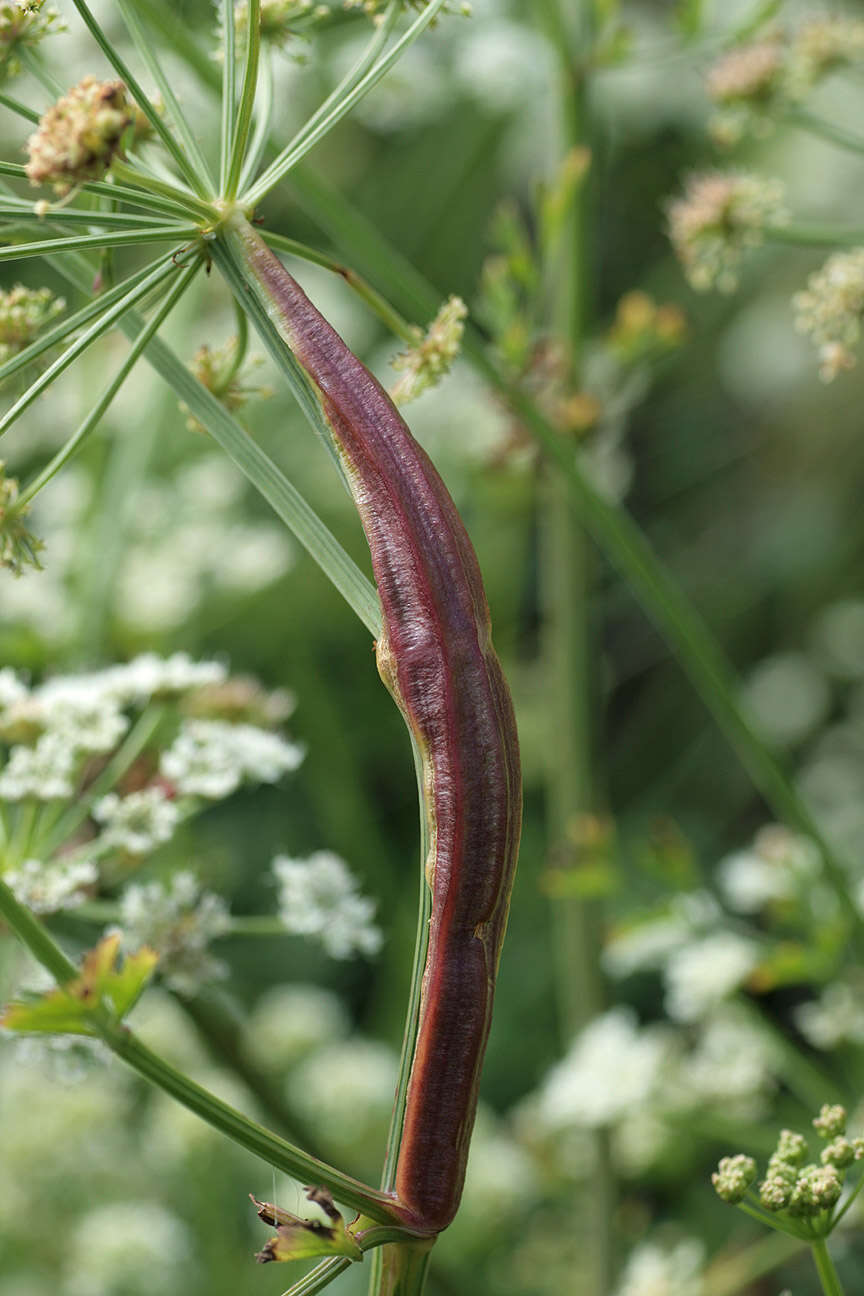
[252,1191,363,1265]
[1,933,157,1035]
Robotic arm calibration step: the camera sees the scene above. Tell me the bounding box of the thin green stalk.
[766,225,864,248]
[243,0,435,205]
[0,250,176,386]
[18,44,63,97]
[220,0,237,192]
[260,227,419,343]
[537,3,613,1294]
[49,251,381,634]
[225,0,261,199]
[787,108,864,157]
[811,1238,845,1296]
[109,161,216,221]
[0,254,182,439]
[0,225,198,262]
[242,0,399,206]
[279,1259,354,1296]
[0,88,40,122]
[18,260,198,505]
[68,0,211,198]
[237,48,275,194]
[0,876,405,1224]
[0,201,178,228]
[115,0,217,191]
[831,1168,864,1227]
[0,160,204,222]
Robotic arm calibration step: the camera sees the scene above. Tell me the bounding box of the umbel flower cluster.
[0,0,64,82]
[713,1104,864,1233]
[706,16,864,146]
[25,74,135,195]
[666,172,787,293]
[0,656,381,991]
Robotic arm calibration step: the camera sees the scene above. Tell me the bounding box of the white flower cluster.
[116,872,231,996]
[161,719,304,798]
[273,851,382,959]
[5,856,97,913]
[94,788,180,856]
[667,172,787,292]
[793,248,864,381]
[532,1008,668,1130]
[615,1238,705,1296]
[718,824,820,915]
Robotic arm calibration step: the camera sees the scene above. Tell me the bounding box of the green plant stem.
[369,1240,434,1296]
[279,1259,353,1296]
[225,0,261,199]
[537,3,614,1294]
[0,225,197,263]
[811,1237,845,1296]
[0,160,201,222]
[221,0,237,192]
[0,201,178,227]
[766,225,864,248]
[786,108,864,157]
[0,88,40,122]
[0,875,405,1225]
[19,260,198,505]
[237,48,275,195]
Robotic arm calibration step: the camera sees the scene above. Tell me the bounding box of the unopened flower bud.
[0,283,64,363]
[788,1163,843,1217]
[793,249,864,382]
[813,1104,847,1139]
[0,0,65,82]
[775,1129,809,1165]
[0,461,43,575]
[712,1153,757,1203]
[821,1137,855,1168]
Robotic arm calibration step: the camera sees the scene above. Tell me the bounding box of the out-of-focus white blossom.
[0,732,78,800]
[103,653,228,703]
[813,599,864,679]
[533,1008,667,1130]
[244,983,349,1070]
[741,651,830,748]
[0,667,27,709]
[161,719,303,798]
[32,683,129,754]
[63,1201,193,1296]
[93,788,180,855]
[5,856,97,913]
[667,172,786,292]
[795,982,864,1050]
[663,932,758,1022]
[718,824,819,914]
[793,248,864,381]
[116,872,230,996]
[602,891,720,979]
[614,1238,705,1296]
[674,1007,778,1116]
[287,1038,398,1153]
[273,851,382,959]
[787,17,864,96]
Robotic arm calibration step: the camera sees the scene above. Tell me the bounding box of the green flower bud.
[759,1174,793,1211]
[788,1163,843,1217]
[0,462,43,575]
[775,1129,809,1166]
[813,1105,847,1139]
[712,1153,757,1204]
[821,1137,855,1168]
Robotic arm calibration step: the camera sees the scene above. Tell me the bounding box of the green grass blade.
[220,0,237,192]
[0,201,181,229]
